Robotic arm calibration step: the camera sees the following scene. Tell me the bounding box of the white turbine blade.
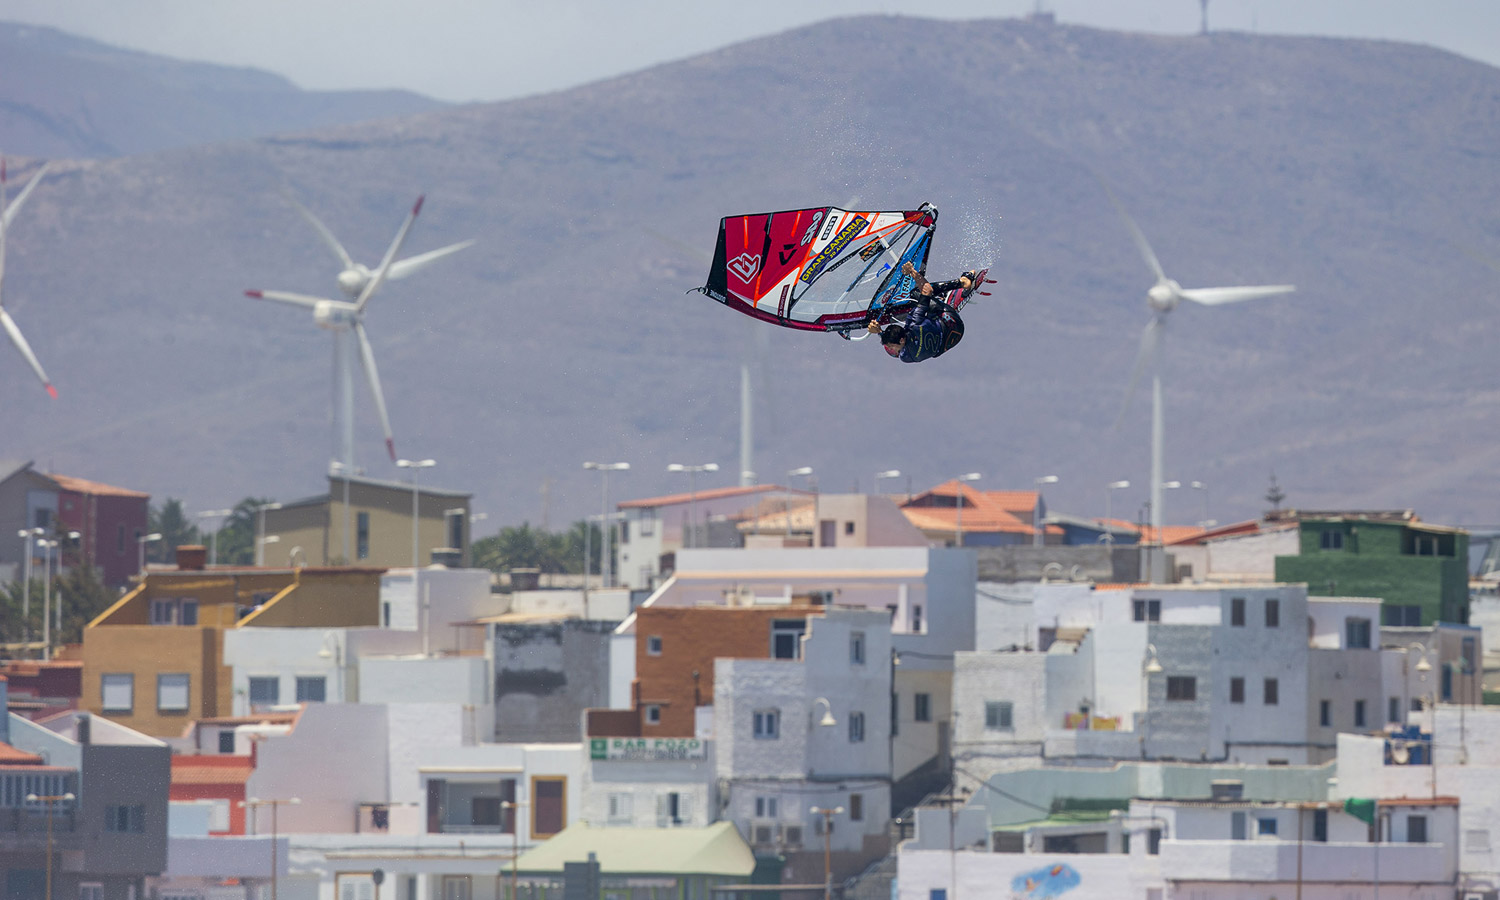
[2,162,50,231]
[355,195,423,314]
[1179,285,1295,306]
[1096,177,1166,283]
[1115,317,1161,428]
[353,321,395,461]
[283,192,355,271]
[386,239,476,281]
[244,289,331,311]
[0,308,56,398]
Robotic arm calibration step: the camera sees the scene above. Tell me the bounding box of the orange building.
[81,548,383,737]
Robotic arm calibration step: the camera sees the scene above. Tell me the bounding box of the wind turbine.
[246,194,472,469]
[1108,188,1294,581]
[0,159,56,398]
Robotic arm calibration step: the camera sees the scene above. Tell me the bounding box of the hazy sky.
[2,0,1498,103]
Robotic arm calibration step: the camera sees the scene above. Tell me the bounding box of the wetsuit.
[895,280,966,363]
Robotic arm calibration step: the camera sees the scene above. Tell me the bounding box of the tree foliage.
[210,497,275,566]
[0,562,116,650]
[470,521,601,575]
[147,497,201,563]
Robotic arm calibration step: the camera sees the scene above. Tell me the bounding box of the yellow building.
[263,473,472,568]
[81,547,384,737]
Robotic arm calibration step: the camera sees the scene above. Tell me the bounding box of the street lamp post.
[396,457,437,566]
[953,473,981,547]
[874,469,902,496]
[255,502,282,566]
[197,509,233,567]
[584,462,630,588]
[25,791,74,900]
[667,463,718,549]
[17,527,42,648]
[1402,643,1433,725]
[1033,475,1059,547]
[241,796,300,900]
[810,805,845,900]
[37,538,57,660]
[1104,481,1131,546]
[501,799,529,900]
[136,532,161,578]
[1190,481,1211,529]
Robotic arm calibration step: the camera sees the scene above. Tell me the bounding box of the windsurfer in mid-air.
[868,261,976,362]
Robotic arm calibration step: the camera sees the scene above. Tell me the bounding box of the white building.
[714,606,893,880]
[616,484,803,590]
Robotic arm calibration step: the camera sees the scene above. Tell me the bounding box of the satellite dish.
[1392,743,1410,764]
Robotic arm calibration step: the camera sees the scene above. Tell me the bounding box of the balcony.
[1161,839,1454,884]
[0,808,81,853]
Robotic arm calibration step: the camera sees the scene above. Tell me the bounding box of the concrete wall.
[245,703,390,834]
[952,651,1047,781]
[80,740,171,873]
[582,746,717,828]
[493,618,616,743]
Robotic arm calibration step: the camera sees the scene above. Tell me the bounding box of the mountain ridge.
[3,15,1498,532]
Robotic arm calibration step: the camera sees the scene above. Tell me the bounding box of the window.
[912,604,923,633]
[101,673,133,713]
[105,804,145,832]
[80,885,103,900]
[218,730,235,754]
[914,693,931,722]
[657,791,690,826]
[850,632,865,665]
[1166,676,1196,701]
[440,876,472,900]
[753,709,780,739]
[639,511,655,536]
[1352,699,1367,728]
[891,692,899,736]
[848,711,865,743]
[985,701,1013,730]
[1264,678,1279,705]
[150,597,198,626]
[1319,699,1331,727]
[1346,618,1372,649]
[248,676,280,710]
[1230,677,1244,704]
[1132,598,1161,622]
[447,510,464,552]
[1320,530,1344,550]
[1408,815,1427,843]
[608,792,633,824]
[157,673,190,712]
[1389,696,1401,724]
[117,523,125,553]
[531,777,566,838]
[1313,808,1328,842]
[645,704,661,725]
[1257,817,1278,836]
[1230,597,1245,626]
[647,635,663,656]
[771,619,806,660]
[1264,598,1279,628]
[754,796,779,818]
[1383,605,1422,627]
[845,521,855,535]
[356,512,370,560]
[1231,811,1247,840]
[1148,828,1162,855]
[296,676,326,703]
[850,793,863,821]
[820,519,836,546]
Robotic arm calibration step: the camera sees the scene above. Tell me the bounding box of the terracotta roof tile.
[619,484,803,510]
[47,473,150,498]
[0,742,44,765]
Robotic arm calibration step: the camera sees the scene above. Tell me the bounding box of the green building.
[1273,512,1468,626]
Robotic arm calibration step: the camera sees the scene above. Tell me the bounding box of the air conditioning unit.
[752,823,775,846]
[781,824,803,847]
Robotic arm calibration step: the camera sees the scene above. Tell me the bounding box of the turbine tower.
[1107,188,1293,582]
[0,159,56,398]
[246,193,474,473]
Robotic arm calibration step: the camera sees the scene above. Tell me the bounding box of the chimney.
[176,544,207,571]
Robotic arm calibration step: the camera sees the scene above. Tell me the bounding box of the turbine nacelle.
[337,267,371,298]
[1147,280,1181,313]
[313,299,358,330]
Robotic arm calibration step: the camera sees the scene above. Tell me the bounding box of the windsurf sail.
[697,204,941,334]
